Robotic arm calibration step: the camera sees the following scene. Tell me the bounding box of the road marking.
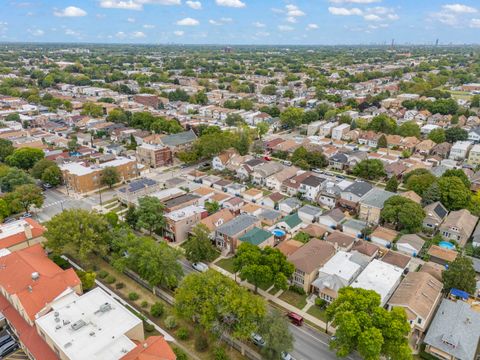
[291,326,330,346]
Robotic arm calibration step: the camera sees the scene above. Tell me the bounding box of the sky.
[1,0,480,45]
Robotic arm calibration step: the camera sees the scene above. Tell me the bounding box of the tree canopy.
[136,196,166,235]
[184,224,217,264]
[351,159,385,180]
[5,147,44,170]
[442,255,477,294]
[380,195,425,232]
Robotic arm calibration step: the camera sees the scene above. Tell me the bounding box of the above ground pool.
[272,229,286,237]
[439,241,455,250]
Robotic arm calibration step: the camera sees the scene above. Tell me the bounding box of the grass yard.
[268,286,280,295]
[279,290,307,309]
[216,257,236,273]
[307,305,327,322]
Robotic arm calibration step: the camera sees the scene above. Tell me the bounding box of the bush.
[213,346,230,360]
[97,270,109,279]
[105,275,116,284]
[141,301,148,308]
[194,333,209,352]
[51,255,71,269]
[150,302,164,318]
[115,282,124,290]
[143,321,155,333]
[315,298,327,309]
[173,347,188,360]
[289,284,306,295]
[128,292,139,301]
[176,327,190,340]
[165,315,177,330]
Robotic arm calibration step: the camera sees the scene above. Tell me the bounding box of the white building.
[35,287,145,360]
[448,141,473,161]
[331,123,350,140]
[319,122,338,137]
[351,259,403,306]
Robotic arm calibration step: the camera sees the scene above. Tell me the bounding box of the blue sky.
[1,0,480,45]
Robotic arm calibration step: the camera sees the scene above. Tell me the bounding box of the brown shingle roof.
[276,240,304,256]
[325,232,355,249]
[428,245,458,263]
[288,240,336,273]
[381,250,411,269]
[302,224,329,239]
[352,240,379,257]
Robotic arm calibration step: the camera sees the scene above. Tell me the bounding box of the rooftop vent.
[65,342,72,348]
[95,302,112,314]
[71,319,87,331]
[31,272,40,281]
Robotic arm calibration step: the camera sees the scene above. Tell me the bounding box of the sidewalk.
[211,262,335,334]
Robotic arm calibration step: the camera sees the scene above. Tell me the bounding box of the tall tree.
[45,209,110,262]
[256,122,269,139]
[7,184,43,213]
[258,309,294,360]
[0,139,14,161]
[31,159,57,179]
[5,147,44,170]
[442,255,476,294]
[445,127,468,143]
[406,173,436,197]
[136,196,165,235]
[280,107,304,129]
[377,135,388,149]
[441,169,470,188]
[397,121,420,138]
[42,165,63,186]
[437,176,471,210]
[380,196,425,232]
[428,128,446,144]
[233,243,294,293]
[327,287,411,360]
[101,166,120,188]
[385,177,398,193]
[367,114,397,134]
[0,167,34,192]
[351,159,385,181]
[184,224,217,263]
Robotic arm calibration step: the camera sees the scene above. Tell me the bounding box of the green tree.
[205,201,220,214]
[45,209,110,262]
[428,128,446,143]
[442,255,476,294]
[7,184,43,213]
[101,166,120,188]
[76,270,96,291]
[234,131,251,156]
[5,113,20,122]
[184,224,217,263]
[42,165,63,186]
[377,134,387,149]
[380,196,425,232]
[367,114,397,134]
[385,177,398,193]
[175,270,266,340]
[258,309,293,360]
[67,136,80,153]
[471,95,480,108]
[136,196,165,235]
[5,147,44,170]
[81,102,104,117]
[0,139,14,161]
[0,199,10,222]
[31,159,57,179]
[256,122,269,139]
[327,287,411,360]
[233,243,294,293]
[421,182,441,206]
[261,84,277,95]
[107,108,128,123]
[445,127,468,143]
[437,176,471,210]
[397,121,420,138]
[280,107,304,129]
[225,114,244,127]
[406,173,436,197]
[442,169,470,188]
[351,159,385,180]
[0,167,34,192]
[125,205,139,229]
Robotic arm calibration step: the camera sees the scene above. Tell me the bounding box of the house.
[302,223,329,239]
[298,205,322,224]
[439,209,478,246]
[240,203,263,217]
[358,188,395,224]
[424,299,480,360]
[288,240,336,293]
[381,250,411,270]
[387,272,443,350]
[238,227,274,248]
[212,149,238,171]
[242,188,264,203]
[199,209,235,237]
[299,175,325,201]
[0,218,45,252]
[318,208,346,229]
[473,222,480,248]
[260,192,285,209]
[331,123,350,140]
[265,166,299,191]
[423,202,448,231]
[282,171,312,196]
[311,251,368,303]
[164,205,207,243]
[325,231,356,251]
[468,126,480,142]
[279,197,302,214]
[163,194,201,212]
[400,190,422,204]
[223,196,246,213]
[329,153,349,171]
[415,139,436,156]
[342,218,367,238]
[225,183,247,196]
[352,259,403,306]
[397,234,425,257]
[370,226,399,248]
[191,187,216,206]
[215,214,259,254]
[427,245,458,266]
[117,178,161,205]
[236,158,265,180]
[319,122,338,137]
[160,129,197,151]
[449,140,473,161]
[431,142,452,159]
[258,208,283,226]
[339,181,373,208]
[252,162,284,185]
[419,261,445,282]
[276,239,304,256]
[121,336,176,360]
[467,144,480,166]
[276,213,304,233]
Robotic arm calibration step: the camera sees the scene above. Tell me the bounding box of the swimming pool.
[272,229,286,237]
[439,241,455,250]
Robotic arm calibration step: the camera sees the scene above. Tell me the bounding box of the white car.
[192,262,209,272]
[251,333,265,347]
[281,352,296,360]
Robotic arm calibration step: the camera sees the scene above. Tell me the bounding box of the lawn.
[268,286,280,295]
[279,290,307,309]
[216,257,236,273]
[307,305,327,322]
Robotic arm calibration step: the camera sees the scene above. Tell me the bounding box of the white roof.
[150,187,185,201]
[60,157,134,176]
[165,205,204,221]
[0,219,31,241]
[351,259,402,305]
[318,251,361,283]
[35,287,141,360]
[451,141,473,150]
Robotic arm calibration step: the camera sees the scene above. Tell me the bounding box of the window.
[417,318,422,324]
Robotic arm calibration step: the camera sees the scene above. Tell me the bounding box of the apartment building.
[164,205,208,243]
[136,143,172,168]
[468,143,480,165]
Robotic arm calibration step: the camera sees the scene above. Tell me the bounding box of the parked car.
[282,160,292,166]
[192,262,209,272]
[251,333,265,347]
[281,352,296,360]
[264,156,271,161]
[42,183,52,190]
[287,312,303,326]
[312,168,323,174]
[19,212,32,219]
[0,339,18,357]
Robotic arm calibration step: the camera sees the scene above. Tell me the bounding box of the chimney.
[24,223,32,240]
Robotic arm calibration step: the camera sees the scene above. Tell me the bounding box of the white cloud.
[307,23,318,30]
[328,7,363,15]
[143,24,155,28]
[0,22,8,34]
[186,1,202,9]
[176,17,199,26]
[27,28,44,36]
[364,14,380,21]
[53,6,87,17]
[209,19,221,25]
[115,31,126,38]
[471,18,480,27]
[209,17,232,25]
[286,4,305,17]
[278,24,294,31]
[253,21,265,28]
[132,31,146,38]
[215,0,245,8]
[329,0,380,3]
[100,0,143,10]
[127,17,135,22]
[174,30,185,36]
[442,3,477,13]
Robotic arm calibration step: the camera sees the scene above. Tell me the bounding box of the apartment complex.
[136,143,172,168]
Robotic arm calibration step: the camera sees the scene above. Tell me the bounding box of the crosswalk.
[41,200,66,210]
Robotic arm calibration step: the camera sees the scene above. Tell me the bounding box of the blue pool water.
[439,241,455,250]
[272,229,286,237]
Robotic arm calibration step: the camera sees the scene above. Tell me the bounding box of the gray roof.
[468,256,480,273]
[163,194,200,208]
[302,175,325,188]
[280,197,302,209]
[343,181,373,198]
[360,188,395,208]
[472,222,480,243]
[259,209,282,221]
[342,218,367,232]
[311,273,348,293]
[299,205,323,217]
[424,299,480,360]
[330,153,348,163]
[424,202,448,222]
[161,129,197,147]
[397,234,425,252]
[216,214,258,237]
[321,208,345,222]
[118,178,158,193]
[431,165,448,177]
